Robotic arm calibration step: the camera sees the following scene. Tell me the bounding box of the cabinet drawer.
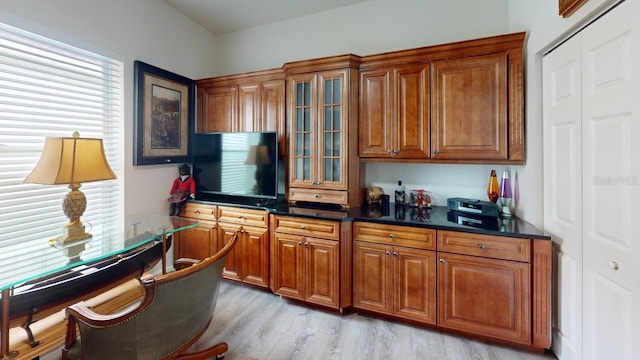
[353,222,436,250]
[437,230,530,262]
[288,188,348,206]
[272,215,339,241]
[181,203,216,221]
[217,206,268,228]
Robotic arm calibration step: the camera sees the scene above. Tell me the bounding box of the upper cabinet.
[196,69,286,157]
[359,32,525,164]
[283,55,362,208]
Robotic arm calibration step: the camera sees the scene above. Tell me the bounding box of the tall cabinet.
[283,55,362,207]
[543,1,640,359]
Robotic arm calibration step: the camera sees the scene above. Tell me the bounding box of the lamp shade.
[24,132,116,185]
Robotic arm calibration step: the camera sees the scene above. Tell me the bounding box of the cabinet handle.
[304,242,309,246]
[238,215,243,219]
[478,244,486,250]
[389,233,395,239]
[393,251,398,256]
[433,150,439,155]
[385,251,391,255]
[386,149,392,154]
[194,210,200,214]
[298,242,303,246]
[301,225,306,230]
[314,194,320,198]
[608,261,620,271]
[439,259,445,263]
[393,149,399,154]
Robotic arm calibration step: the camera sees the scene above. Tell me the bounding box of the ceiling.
[163,0,371,35]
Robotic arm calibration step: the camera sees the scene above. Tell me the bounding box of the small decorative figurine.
[168,163,196,216]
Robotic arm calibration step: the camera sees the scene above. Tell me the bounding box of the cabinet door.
[393,247,436,324]
[438,252,531,344]
[175,221,216,261]
[242,225,269,288]
[239,83,260,132]
[305,237,339,308]
[272,232,305,300]
[289,73,317,188]
[431,53,507,160]
[359,68,392,157]
[261,79,286,158]
[217,222,243,282]
[353,241,392,314]
[317,70,348,190]
[394,64,430,159]
[198,85,238,133]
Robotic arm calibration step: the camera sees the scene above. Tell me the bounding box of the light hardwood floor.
[42,281,557,360]
[188,282,557,360]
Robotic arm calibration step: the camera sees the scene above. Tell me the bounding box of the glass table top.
[0,215,198,291]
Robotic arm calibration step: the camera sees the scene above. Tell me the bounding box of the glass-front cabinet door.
[289,70,348,191]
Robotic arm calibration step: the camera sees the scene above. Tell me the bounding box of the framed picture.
[133,60,194,165]
[559,0,588,18]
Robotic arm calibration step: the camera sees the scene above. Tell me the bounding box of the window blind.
[0,22,123,285]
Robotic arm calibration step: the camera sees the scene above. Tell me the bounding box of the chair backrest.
[66,235,237,360]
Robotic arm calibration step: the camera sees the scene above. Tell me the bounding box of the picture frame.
[133,60,195,165]
[559,0,588,18]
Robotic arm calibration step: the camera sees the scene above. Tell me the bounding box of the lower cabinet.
[271,215,351,310]
[218,222,270,288]
[353,241,436,324]
[174,203,218,260]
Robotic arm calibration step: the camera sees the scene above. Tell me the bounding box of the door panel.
[242,225,269,288]
[305,238,339,308]
[217,223,242,282]
[272,232,305,300]
[581,1,639,358]
[352,241,392,313]
[394,64,429,159]
[359,69,392,157]
[393,247,436,324]
[543,33,583,360]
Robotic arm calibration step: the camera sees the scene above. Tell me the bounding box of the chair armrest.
[173,257,201,270]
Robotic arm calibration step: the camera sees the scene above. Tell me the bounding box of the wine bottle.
[394,180,406,204]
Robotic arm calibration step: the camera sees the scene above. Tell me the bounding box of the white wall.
[0,0,217,218]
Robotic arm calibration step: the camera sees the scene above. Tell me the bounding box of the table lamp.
[24,132,116,257]
[498,170,513,218]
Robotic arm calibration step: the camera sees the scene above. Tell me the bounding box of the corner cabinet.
[284,55,362,208]
[196,69,286,157]
[359,32,525,164]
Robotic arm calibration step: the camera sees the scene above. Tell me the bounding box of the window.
[0,22,123,285]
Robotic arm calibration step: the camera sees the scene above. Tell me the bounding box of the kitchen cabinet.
[437,230,531,344]
[174,203,218,260]
[359,32,525,164]
[176,203,270,288]
[196,69,286,157]
[270,214,352,310]
[283,55,362,207]
[359,64,430,159]
[352,222,437,324]
[216,205,270,288]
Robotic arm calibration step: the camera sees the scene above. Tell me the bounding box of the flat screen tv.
[191,131,279,203]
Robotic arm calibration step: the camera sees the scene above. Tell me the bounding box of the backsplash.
[364,162,516,208]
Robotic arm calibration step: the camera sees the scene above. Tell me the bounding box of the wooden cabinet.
[359,63,430,159]
[284,55,362,207]
[216,206,270,288]
[437,230,531,344]
[359,32,525,164]
[196,69,286,157]
[175,203,270,288]
[352,222,437,324]
[174,203,218,260]
[271,215,352,310]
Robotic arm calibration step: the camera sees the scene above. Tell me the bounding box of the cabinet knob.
[194,210,200,214]
[304,242,309,246]
[314,194,320,198]
[393,251,398,256]
[385,251,391,255]
[298,242,302,246]
[386,149,392,154]
[478,244,486,250]
[301,225,306,230]
[433,150,439,155]
[439,259,445,263]
[389,233,395,239]
[608,261,620,271]
[393,149,399,154]
[238,215,243,219]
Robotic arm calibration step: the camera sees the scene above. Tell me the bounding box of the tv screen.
[192,132,278,201]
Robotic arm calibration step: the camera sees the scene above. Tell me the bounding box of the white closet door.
[581,1,640,359]
[543,34,583,360]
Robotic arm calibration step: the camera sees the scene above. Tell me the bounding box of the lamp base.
[52,221,93,258]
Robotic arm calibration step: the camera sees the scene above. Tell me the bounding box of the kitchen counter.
[188,199,550,240]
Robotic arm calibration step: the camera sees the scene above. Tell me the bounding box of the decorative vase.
[487,170,499,203]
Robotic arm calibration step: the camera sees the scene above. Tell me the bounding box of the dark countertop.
[188,198,550,240]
